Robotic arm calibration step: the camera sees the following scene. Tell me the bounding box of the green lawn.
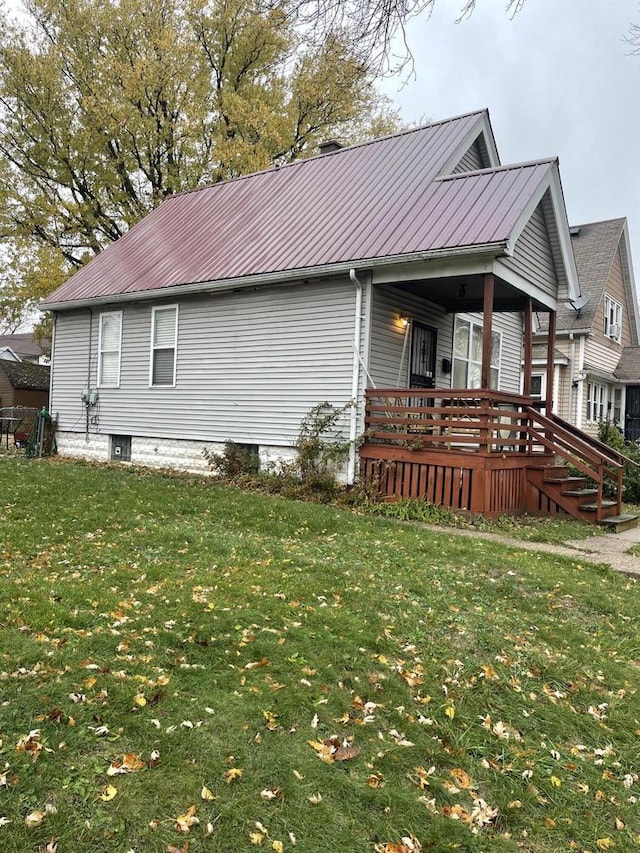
[0,457,638,853]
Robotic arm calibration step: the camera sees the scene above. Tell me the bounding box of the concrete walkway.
[420,523,640,577]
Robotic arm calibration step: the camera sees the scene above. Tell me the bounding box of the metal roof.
[43,109,559,308]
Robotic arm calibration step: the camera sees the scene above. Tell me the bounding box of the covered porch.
[358,272,634,527]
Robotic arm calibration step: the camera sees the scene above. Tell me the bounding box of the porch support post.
[546,309,556,414]
[523,299,533,397]
[481,273,495,389]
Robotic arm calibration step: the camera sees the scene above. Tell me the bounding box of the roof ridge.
[438,157,557,182]
[570,216,627,231]
[163,109,490,203]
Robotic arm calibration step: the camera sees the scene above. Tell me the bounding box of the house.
[0,359,51,411]
[530,218,640,439]
[0,333,51,364]
[42,109,632,525]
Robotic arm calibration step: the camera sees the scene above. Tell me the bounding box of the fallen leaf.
[260,788,282,801]
[249,832,265,845]
[175,806,199,834]
[99,785,118,802]
[450,768,473,790]
[201,785,216,801]
[224,768,243,784]
[368,772,385,788]
[272,842,283,853]
[307,793,322,804]
[25,810,45,828]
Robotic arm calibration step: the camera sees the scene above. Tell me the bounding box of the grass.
[0,456,639,853]
[356,497,604,545]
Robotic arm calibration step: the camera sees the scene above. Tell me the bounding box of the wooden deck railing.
[364,388,537,455]
[362,389,627,521]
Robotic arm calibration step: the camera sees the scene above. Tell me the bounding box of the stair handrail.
[548,413,640,469]
[525,407,624,520]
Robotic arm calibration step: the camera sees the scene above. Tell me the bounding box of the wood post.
[546,309,556,415]
[481,273,494,389]
[523,299,533,397]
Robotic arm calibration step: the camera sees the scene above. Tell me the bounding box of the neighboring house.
[0,333,51,364]
[0,347,21,361]
[0,359,50,411]
[44,108,633,524]
[530,218,640,439]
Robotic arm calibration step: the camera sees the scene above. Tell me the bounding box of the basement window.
[110,435,131,462]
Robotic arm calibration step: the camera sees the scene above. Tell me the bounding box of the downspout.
[86,308,93,441]
[568,332,575,422]
[348,269,363,485]
[575,336,585,430]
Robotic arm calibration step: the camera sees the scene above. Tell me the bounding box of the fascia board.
[620,220,640,345]
[437,111,501,177]
[41,243,508,312]
[504,163,580,303]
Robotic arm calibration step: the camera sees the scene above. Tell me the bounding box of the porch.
[359,388,636,527]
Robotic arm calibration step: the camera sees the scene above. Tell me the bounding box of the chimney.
[318,139,343,155]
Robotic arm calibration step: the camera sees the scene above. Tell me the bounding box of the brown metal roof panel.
[43,111,505,305]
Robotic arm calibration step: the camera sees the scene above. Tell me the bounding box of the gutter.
[40,242,508,312]
[347,269,363,485]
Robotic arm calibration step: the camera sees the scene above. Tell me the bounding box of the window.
[613,387,623,425]
[586,382,606,423]
[150,306,178,386]
[604,295,622,342]
[452,318,500,389]
[98,311,122,387]
[530,373,545,402]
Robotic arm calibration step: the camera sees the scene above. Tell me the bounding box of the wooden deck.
[359,389,631,524]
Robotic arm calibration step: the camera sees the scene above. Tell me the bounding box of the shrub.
[596,420,640,503]
[204,441,260,478]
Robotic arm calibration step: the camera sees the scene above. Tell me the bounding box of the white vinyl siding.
[98,311,122,388]
[150,305,178,387]
[50,279,363,446]
[500,201,558,300]
[452,139,484,173]
[368,285,453,388]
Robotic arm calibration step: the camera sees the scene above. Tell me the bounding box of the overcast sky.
[381,0,640,272]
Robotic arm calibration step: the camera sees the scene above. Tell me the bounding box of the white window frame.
[530,372,546,402]
[604,295,622,343]
[452,318,501,390]
[149,305,179,387]
[586,381,606,423]
[97,311,122,388]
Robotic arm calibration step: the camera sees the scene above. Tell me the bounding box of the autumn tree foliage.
[0,0,398,331]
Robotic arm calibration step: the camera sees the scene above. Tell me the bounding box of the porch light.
[399,314,410,328]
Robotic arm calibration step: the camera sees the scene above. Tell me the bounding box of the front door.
[409,322,437,389]
[625,386,640,440]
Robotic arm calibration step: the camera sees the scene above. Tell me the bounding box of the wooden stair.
[526,464,638,531]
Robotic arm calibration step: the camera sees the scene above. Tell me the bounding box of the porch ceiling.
[392,274,549,313]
